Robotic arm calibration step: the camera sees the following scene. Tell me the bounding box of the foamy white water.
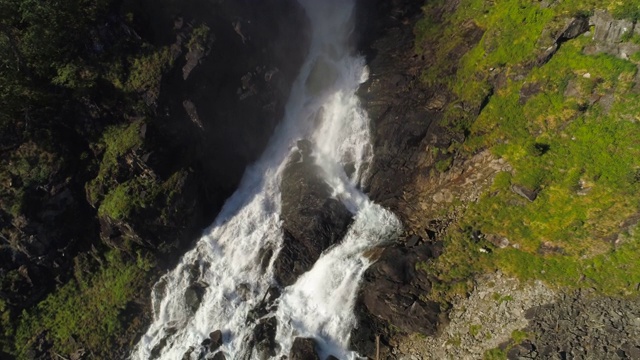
[131,1,401,359]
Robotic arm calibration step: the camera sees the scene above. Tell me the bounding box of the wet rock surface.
[251,316,278,360]
[290,337,321,360]
[274,140,354,287]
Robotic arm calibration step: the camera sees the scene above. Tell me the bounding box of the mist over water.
[131,1,401,359]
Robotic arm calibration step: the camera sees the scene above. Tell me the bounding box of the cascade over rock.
[275,140,354,286]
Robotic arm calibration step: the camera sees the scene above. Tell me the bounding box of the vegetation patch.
[415,0,640,304]
[13,252,153,359]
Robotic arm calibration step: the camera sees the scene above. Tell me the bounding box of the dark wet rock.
[184,282,207,313]
[247,286,280,322]
[259,247,274,273]
[290,337,320,360]
[252,316,278,360]
[352,243,443,356]
[212,352,226,360]
[274,140,354,286]
[406,234,421,247]
[182,346,195,360]
[326,356,340,360]
[209,330,223,352]
[511,184,539,202]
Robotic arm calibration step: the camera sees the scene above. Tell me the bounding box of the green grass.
[484,348,507,360]
[469,324,482,337]
[14,251,153,359]
[415,0,640,303]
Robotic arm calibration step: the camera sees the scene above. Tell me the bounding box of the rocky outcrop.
[537,16,590,65]
[0,0,310,357]
[586,10,640,59]
[273,140,353,287]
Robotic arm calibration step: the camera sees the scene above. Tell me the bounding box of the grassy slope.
[414,0,640,305]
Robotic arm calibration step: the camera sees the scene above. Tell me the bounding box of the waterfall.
[131,1,401,359]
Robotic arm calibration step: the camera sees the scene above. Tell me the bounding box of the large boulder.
[274,140,353,286]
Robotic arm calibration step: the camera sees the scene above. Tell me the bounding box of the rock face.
[273,140,353,287]
[349,0,458,353]
[362,245,442,334]
[290,337,320,360]
[586,10,640,59]
[351,243,442,356]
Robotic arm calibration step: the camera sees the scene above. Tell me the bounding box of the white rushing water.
[131,1,401,359]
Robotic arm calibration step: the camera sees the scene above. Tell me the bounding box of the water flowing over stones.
[275,140,354,287]
[131,1,402,359]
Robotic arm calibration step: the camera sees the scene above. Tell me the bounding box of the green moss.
[14,251,153,359]
[86,119,144,207]
[511,329,529,343]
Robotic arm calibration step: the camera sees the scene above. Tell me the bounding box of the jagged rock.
[586,10,640,59]
[522,290,640,360]
[247,286,280,322]
[537,16,590,65]
[290,338,320,360]
[510,184,538,202]
[273,140,353,286]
